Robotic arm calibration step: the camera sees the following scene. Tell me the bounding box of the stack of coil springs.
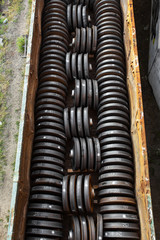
[63,1,99,239]
[25,0,70,239]
[95,0,140,239]
[25,0,140,239]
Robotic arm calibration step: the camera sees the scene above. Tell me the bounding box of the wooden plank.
[121,1,155,239]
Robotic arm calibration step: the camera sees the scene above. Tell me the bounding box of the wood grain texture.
[121,0,155,239]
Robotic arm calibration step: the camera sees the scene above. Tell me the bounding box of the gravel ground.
[0,0,29,238]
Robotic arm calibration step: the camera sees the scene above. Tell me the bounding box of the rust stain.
[121,0,155,239]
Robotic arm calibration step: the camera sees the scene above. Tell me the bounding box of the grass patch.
[16,120,20,128]
[14,120,20,142]
[0,140,6,182]
[16,36,25,53]
[5,211,10,228]
[0,74,8,134]
[0,17,4,25]
[0,0,24,25]
[5,68,13,77]
[0,12,8,36]
[0,31,9,184]
[12,160,15,172]
[27,0,32,26]
[0,48,5,62]
[15,108,20,113]
[0,0,5,6]
[0,38,8,65]
[14,132,18,142]
[0,74,9,183]
[0,0,24,35]
[0,24,7,35]
[7,0,23,21]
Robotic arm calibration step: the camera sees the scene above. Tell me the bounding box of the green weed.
[27,0,32,28]
[16,120,20,128]
[0,24,7,35]
[7,0,23,21]
[14,133,18,142]
[0,17,3,25]
[12,160,15,172]
[16,36,25,54]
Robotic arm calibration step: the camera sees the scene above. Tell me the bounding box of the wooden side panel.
[121,1,156,239]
